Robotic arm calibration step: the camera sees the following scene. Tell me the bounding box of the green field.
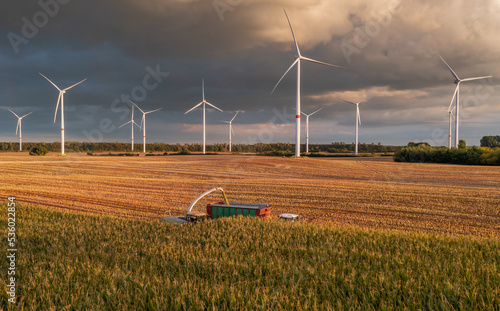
[1,204,499,310]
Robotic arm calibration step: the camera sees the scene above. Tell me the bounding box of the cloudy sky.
[1,0,499,146]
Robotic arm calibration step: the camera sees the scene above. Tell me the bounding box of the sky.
[1,0,499,147]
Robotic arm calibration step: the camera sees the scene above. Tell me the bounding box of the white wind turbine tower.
[272,9,342,158]
[8,109,33,151]
[221,111,239,152]
[301,107,323,154]
[185,79,223,154]
[439,55,492,148]
[39,73,86,156]
[131,101,162,153]
[339,94,369,155]
[119,104,140,151]
[447,102,456,149]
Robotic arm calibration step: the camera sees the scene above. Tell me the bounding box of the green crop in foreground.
[0,204,499,310]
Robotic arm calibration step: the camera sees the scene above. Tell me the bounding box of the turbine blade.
[231,125,235,137]
[448,84,459,112]
[206,102,223,112]
[21,111,33,119]
[272,58,299,93]
[130,101,144,114]
[220,121,231,124]
[16,120,20,135]
[185,102,203,114]
[230,111,239,122]
[145,108,162,114]
[119,120,133,129]
[439,55,460,80]
[302,56,344,69]
[357,107,361,125]
[8,109,19,118]
[339,98,357,105]
[461,76,493,82]
[39,73,61,91]
[309,107,324,116]
[283,10,301,57]
[63,78,87,91]
[357,93,371,104]
[132,121,141,128]
[202,79,205,102]
[54,92,62,123]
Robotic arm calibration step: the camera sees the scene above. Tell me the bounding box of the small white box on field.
[279,213,300,221]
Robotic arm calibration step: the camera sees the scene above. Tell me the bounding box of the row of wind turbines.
[7,10,492,156]
[117,80,240,154]
[270,10,492,156]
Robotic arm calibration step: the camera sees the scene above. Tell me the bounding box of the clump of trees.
[480,136,500,148]
[177,149,191,155]
[394,142,500,166]
[29,146,48,156]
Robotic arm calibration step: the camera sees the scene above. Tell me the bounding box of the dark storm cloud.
[1,0,499,145]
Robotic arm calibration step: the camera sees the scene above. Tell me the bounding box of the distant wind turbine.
[221,111,239,152]
[301,107,323,154]
[119,104,141,151]
[272,9,342,158]
[439,55,492,148]
[339,94,370,155]
[8,109,32,151]
[39,73,86,156]
[185,79,223,154]
[131,101,162,153]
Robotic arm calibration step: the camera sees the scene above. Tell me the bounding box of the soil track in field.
[1,153,499,237]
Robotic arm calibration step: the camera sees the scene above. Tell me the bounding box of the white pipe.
[187,187,225,214]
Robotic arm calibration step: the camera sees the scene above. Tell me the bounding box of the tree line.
[0,141,401,154]
[394,141,500,165]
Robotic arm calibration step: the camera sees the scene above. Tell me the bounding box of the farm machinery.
[162,187,271,225]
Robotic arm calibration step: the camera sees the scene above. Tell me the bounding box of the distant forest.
[0,141,401,154]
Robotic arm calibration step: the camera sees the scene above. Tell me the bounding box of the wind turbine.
[8,109,32,151]
[272,9,342,158]
[439,56,492,148]
[185,79,223,154]
[221,111,239,152]
[119,104,140,151]
[131,101,162,153]
[301,107,323,154]
[339,94,369,155]
[39,73,86,155]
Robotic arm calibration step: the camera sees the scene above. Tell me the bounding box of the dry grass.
[0,153,499,237]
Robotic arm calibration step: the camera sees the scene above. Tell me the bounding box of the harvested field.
[0,153,499,237]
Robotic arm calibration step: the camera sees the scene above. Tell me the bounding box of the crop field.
[0,153,499,237]
[0,204,499,310]
[1,154,499,309]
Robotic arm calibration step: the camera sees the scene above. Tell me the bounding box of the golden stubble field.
[0,153,499,237]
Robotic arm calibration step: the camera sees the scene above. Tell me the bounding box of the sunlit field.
[0,153,499,237]
[0,204,499,310]
[1,153,499,309]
